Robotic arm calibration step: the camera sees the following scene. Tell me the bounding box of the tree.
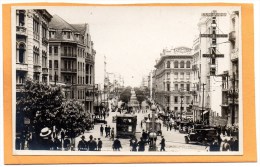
[59,100,92,138]
[119,86,132,103]
[134,87,148,105]
[16,79,64,136]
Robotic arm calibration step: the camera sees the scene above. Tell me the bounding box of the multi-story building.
[16,9,52,138]
[191,12,230,124]
[221,11,240,125]
[48,14,95,114]
[154,47,193,118]
[16,9,52,89]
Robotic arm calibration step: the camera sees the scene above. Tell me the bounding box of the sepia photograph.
[13,5,242,155]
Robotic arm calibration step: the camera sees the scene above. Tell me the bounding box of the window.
[17,43,25,63]
[186,84,190,91]
[167,83,170,91]
[42,26,47,39]
[181,84,184,90]
[49,60,52,69]
[54,46,58,55]
[49,46,52,54]
[33,19,39,40]
[166,72,170,79]
[42,51,47,67]
[174,72,178,79]
[186,61,191,68]
[174,61,178,68]
[54,60,58,69]
[180,61,184,68]
[18,11,25,26]
[174,96,178,103]
[186,72,190,80]
[167,61,170,68]
[180,72,184,80]
[33,47,39,65]
[67,32,70,39]
[64,47,67,56]
[16,73,25,84]
[175,84,178,91]
[174,107,178,111]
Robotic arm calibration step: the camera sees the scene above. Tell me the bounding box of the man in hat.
[100,125,104,136]
[160,136,166,151]
[97,138,103,151]
[78,135,88,151]
[113,137,122,151]
[137,137,146,152]
[88,135,96,151]
[38,127,53,150]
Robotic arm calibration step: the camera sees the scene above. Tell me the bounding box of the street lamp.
[178,89,185,121]
[148,104,157,151]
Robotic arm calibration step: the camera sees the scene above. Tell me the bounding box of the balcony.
[42,67,48,75]
[192,64,198,71]
[16,26,27,36]
[229,31,236,42]
[230,48,239,61]
[86,54,94,62]
[42,37,48,45]
[61,68,77,73]
[61,54,77,59]
[16,63,28,71]
[33,65,41,73]
[33,32,40,41]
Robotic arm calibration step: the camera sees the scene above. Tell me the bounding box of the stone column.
[26,10,34,79]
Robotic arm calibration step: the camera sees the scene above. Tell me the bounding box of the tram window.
[128,126,132,132]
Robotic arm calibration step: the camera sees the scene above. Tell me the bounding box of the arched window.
[174,61,178,68]
[186,61,191,68]
[166,61,170,68]
[18,43,26,63]
[180,61,184,68]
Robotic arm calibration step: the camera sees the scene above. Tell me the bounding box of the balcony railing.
[61,54,77,58]
[33,32,40,40]
[229,31,236,42]
[61,68,77,73]
[42,67,48,75]
[16,63,28,71]
[42,37,48,45]
[16,26,27,36]
[231,48,239,61]
[33,65,41,73]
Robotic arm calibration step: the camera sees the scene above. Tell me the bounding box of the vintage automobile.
[178,121,192,134]
[184,128,218,145]
[94,117,107,124]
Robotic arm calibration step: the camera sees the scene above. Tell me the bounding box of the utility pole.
[201,83,206,123]
[231,72,236,125]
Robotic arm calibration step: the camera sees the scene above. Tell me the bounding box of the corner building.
[154,47,193,118]
[49,15,96,114]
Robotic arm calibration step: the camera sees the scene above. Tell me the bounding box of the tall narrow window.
[18,43,25,63]
[186,61,191,68]
[54,46,58,55]
[54,60,58,69]
[180,61,184,68]
[180,72,184,80]
[18,12,25,26]
[167,83,170,91]
[174,61,178,68]
[186,84,190,91]
[174,72,178,79]
[49,60,52,69]
[49,46,52,54]
[167,61,170,68]
[175,84,178,91]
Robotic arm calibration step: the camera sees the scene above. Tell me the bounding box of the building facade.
[191,12,230,124]
[221,11,240,125]
[49,15,96,114]
[16,9,52,89]
[154,47,193,118]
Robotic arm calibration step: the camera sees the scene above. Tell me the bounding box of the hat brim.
[40,130,52,137]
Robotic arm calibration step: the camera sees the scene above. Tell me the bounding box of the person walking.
[160,136,166,151]
[221,139,231,151]
[105,125,108,137]
[100,125,104,136]
[53,137,62,150]
[97,138,102,151]
[77,135,88,151]
[60,129,65,142]
[110,127,115,141]
[208,139,220,151]
[38,127,53,150]
[131,139,138,152]
[113,137,122,151]
[108,126,111,137]
[137,137,146,152]
[88,135,96,151]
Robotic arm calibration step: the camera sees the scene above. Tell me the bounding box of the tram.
[116,114,137,138]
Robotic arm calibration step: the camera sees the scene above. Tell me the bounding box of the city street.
[75,107,207,152]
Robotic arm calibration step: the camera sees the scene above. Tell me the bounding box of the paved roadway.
[75,108,207,152]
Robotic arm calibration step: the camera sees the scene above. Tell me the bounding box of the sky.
[46,6,239,87]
